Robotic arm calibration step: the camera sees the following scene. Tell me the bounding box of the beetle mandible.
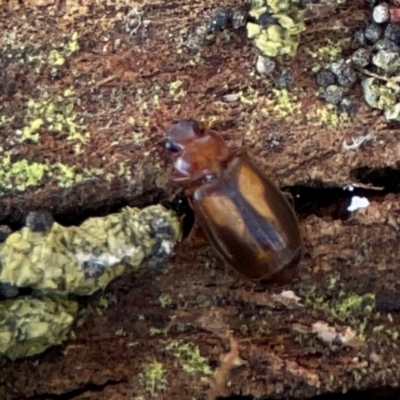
[164,119,303,285]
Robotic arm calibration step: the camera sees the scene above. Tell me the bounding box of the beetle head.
[163,119,204,152]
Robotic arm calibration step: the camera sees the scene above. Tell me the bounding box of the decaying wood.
[1,0,400,398]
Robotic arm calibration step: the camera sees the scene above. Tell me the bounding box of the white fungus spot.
[347,196,370,212]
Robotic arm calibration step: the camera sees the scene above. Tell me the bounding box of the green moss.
[165,340,212,375]
[299,277,376,337]
[333,292,375,320]
[139,360,167,395]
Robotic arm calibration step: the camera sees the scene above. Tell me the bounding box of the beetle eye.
[186,119,201,133]
[164,139,180,153]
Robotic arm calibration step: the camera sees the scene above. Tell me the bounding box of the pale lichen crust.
[362,77,400,121]
[0,204,181,361]
[0,205,182,296]
[247,0,305,58]
[0,296,78,361]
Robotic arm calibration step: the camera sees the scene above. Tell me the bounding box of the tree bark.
[1,0,400,399]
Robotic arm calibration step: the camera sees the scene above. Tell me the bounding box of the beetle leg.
[176,193,209,247]
[283,191,295,207]
[222,263,244,286]
[171,168,193,185]
[185,219,210,248]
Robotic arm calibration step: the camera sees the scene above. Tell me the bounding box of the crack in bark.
[21,379,123,400]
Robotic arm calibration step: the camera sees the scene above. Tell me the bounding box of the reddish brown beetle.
[164,119,303,285]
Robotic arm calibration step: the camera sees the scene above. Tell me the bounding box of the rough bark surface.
[1,0,400,399]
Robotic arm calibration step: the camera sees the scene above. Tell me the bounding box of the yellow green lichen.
[268,88,299,117]
[0,30,164,192]
[0,296,78,361]
[138,360,167,395]
[0,158,48,191]
[47,49,66,67]
[64,32,80,57]
[1,31,79,74]
[307,104,349,128]
[168,80,186,100]
[149,327,163,336]
[1,33,84,153]
[247,22,262,39]
[391,330,399,341]
[239,87,259,106]
[307,38,350,73]
[309,38,350,61]
[21,88,88,146]
[361,78,400,121]
[240,87,301,119]
[247,0,305,58]
[165,340,212,376]
[158,294,172,308]
[45,32,80,72]
[51,163,78,188]
[0,156,108,192]
[263,88,300,118]
[0,115,15,127]
[0,205,181,297]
